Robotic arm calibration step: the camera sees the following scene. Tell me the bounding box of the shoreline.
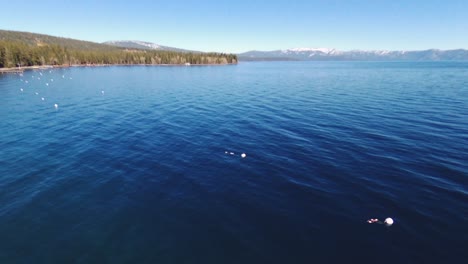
[0,62,237,73]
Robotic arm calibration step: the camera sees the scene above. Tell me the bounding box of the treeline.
[0,40,237,68]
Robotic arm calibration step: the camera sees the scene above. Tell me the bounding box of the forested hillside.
[0,30,237,67]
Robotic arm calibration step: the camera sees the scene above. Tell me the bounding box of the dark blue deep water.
[1,62,467,263]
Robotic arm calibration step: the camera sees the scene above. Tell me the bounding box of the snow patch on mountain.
[104,40,162,49]
[289,47,335,53]
[132,41,161,49]
[282,47,336,54]
[104,40,198,52]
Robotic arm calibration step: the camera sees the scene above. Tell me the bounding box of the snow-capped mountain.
[238,48,468,61]
[103,40,196,53]
[282,47,339,55]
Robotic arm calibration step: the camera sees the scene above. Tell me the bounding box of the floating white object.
[384,218,394,226]
[41,97,45,101]
[25,80,28,83]
[54,104,58,109]
[51,79,53,82]
[241,153,246,158]
[230,152,234,155]
[62,75,65,78]
[20,88,23,92]
[101,91,105,94]
[35,92,39,95]
[46,83,49,86]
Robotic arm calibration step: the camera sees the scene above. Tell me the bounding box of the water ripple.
[1,62,467,263]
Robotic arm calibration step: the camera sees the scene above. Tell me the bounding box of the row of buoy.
[17,69,105,110]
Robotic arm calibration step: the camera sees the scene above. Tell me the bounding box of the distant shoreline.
[0,62,237,73]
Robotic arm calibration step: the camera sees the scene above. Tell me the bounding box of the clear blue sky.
[1,0,467,53]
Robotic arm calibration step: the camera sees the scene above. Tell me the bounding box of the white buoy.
[384,218,394,226]
[20,88,23,92]
[54,103,58,109]
[41,97,45,101]
[101,90,105,94]
[46,83,49,86]
[241,153,246,158]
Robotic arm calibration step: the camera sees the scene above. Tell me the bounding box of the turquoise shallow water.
[0,62,467,263]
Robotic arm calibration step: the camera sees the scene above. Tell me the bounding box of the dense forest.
[0,30,237,68]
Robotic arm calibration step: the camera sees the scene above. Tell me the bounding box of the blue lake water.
[0,62,467,263]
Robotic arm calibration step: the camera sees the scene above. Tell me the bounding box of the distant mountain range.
[103,40,196,53]
[238,48,468,61]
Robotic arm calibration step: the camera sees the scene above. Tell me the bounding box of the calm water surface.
[0,62,467,263]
